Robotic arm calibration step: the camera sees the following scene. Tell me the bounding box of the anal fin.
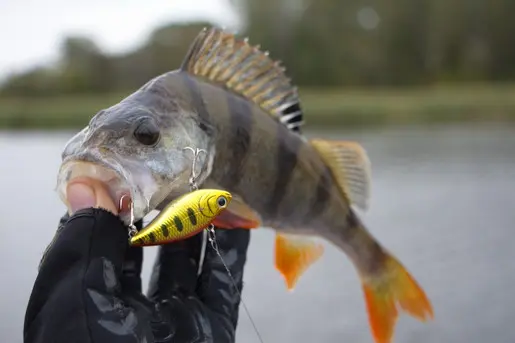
[274,233,324,290]
[310,139,372,211]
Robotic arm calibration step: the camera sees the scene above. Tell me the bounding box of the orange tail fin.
[362,254,434,343]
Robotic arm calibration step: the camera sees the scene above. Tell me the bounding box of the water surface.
[1,124,514,343]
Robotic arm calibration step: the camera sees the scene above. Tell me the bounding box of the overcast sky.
[0,0,240,80]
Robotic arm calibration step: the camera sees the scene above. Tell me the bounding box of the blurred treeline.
[2,0,515,97]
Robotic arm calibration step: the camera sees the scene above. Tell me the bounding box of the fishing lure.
[130,189,232,247]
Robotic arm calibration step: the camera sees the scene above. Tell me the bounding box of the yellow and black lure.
[130,189,232,247]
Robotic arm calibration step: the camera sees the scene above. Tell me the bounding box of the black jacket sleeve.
[23,208,250,343]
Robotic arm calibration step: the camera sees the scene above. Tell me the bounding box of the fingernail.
[67,183,95,213]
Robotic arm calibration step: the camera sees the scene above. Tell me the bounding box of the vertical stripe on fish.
[306,163,334,223]
[221,92,253,187]
[265,122,301,218]
[180,72,213,135]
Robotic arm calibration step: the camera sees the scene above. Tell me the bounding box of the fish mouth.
[56,152,159,225]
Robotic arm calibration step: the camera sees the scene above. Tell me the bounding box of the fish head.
[56,75,215,224]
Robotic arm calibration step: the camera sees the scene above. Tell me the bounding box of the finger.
[67,178,143,292]
[91,179,118,214]
[66,177,118,215]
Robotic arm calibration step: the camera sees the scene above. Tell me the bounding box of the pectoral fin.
[274,233,324,290]
[310,139,372,211]
[211,195,262,229]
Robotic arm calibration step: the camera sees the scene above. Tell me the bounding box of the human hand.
[26,177,251,343]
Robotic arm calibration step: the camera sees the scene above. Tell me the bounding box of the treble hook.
[183,147,207,190]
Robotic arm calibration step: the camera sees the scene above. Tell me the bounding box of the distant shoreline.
[1,83,515,130]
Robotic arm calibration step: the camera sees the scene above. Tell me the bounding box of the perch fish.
[56,27,434,343]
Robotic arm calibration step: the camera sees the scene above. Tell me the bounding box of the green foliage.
[245,0,515,86]
[2,85,515,129]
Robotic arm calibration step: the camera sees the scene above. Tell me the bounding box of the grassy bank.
[1,83,515,129]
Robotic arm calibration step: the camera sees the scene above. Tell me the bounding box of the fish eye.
[217,196,227,208]
[133,118,160,146]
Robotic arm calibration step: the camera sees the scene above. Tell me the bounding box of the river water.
[1,124,514,343]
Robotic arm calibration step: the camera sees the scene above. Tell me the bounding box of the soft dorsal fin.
[180,27,304,132]
[310,139,372,211]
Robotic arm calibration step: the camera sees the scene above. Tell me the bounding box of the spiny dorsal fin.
[310,139,372,211]
[180,27,304,133]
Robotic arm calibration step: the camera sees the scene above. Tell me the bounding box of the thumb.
[67,179,118,215]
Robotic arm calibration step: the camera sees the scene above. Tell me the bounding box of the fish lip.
[56,152,146,224]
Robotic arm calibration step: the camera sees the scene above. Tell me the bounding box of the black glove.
[23,208,250,343]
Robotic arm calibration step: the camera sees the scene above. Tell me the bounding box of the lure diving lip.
[129,188,233,247]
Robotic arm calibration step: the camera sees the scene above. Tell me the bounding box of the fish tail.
[361,251,434,343]
[342,217,433,343]
[333,209,433,343]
